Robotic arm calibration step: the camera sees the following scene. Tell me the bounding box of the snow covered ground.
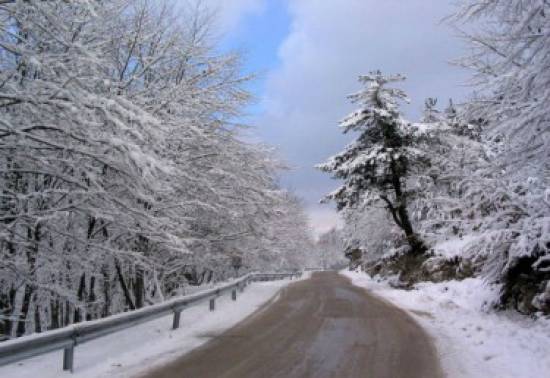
[0,277,302,378]
[342,270,550,378]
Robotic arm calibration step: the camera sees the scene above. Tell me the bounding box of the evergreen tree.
[317,71,427,255]
[421,98,441,124]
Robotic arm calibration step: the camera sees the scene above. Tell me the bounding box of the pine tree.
[318,71,427,255]
[421,98,441,124]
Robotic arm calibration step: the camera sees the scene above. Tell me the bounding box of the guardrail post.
[63,345,74,372]
[231,288,237,301]
[172,310,182,329]
[209,298,215,311]
[239,282,245,293]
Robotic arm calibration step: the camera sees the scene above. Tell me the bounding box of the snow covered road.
[139,271,442,378]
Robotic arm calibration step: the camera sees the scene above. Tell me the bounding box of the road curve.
[138,271,443,378]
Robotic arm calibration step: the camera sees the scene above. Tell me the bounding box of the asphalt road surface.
[139,271,443,378]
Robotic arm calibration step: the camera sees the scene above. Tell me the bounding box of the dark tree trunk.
[64,300,70,327]
[378,133,427,255]
[101,266,111,317]
[133,268,144,309]
[16,285,33,337]
[34,302,41,333]
[74,273,87,323]
[115,260,136,311]
[17,222,41,337]
[87,276,96,321]
[50,299,60,330]
[0,285,16,337]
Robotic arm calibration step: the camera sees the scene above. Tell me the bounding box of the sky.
[205,0,471,238]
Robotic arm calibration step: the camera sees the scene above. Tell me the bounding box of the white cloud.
[200,0,266,34]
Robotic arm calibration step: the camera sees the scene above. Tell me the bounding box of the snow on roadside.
[342,270,550,378]
[0,277,304,378]
[432,235,480,259]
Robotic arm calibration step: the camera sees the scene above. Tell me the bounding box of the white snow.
[0,278,301,378]
[342,270,550,378]
[432,234,479,259]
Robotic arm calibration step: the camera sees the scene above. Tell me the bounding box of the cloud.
[256,0,469,235]
[200,0,266,34]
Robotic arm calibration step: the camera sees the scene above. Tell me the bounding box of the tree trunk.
[87,276,96,321]
[115,259,136,311]
[101,265,111,317]
[34,302,41,333]
[50,299,60,330]
[16,285,33,337]
[388,157,426,255]
[74,273,87,323]
[133,267,144,309]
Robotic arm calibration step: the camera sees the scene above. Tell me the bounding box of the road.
[139,271,443,378]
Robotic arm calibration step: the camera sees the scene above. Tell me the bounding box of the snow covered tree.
[449,0,550,313]
[451,0,549,176]
[420,98,441,124]
[316,228,346,269]
[254,194,317,271]
[318,71,428,255]
[0,0,314,338]
[0,0,172,335]
[341,205,396,264]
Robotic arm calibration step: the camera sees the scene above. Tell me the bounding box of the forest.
[0,0,317,339]
[319,0,549,315]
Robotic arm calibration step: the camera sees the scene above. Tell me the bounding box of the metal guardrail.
[0,271,301,372]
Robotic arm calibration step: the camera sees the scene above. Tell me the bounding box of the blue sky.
[218,1,290,109]
[212,0,470,236]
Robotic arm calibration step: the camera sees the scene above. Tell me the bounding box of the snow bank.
[342,270,550,378]
[0,279,299,378]
[432,234,480,259]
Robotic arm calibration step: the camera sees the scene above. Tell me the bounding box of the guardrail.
[0,271,301,372]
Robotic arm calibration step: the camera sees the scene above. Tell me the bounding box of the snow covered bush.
[398,94,550,312]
